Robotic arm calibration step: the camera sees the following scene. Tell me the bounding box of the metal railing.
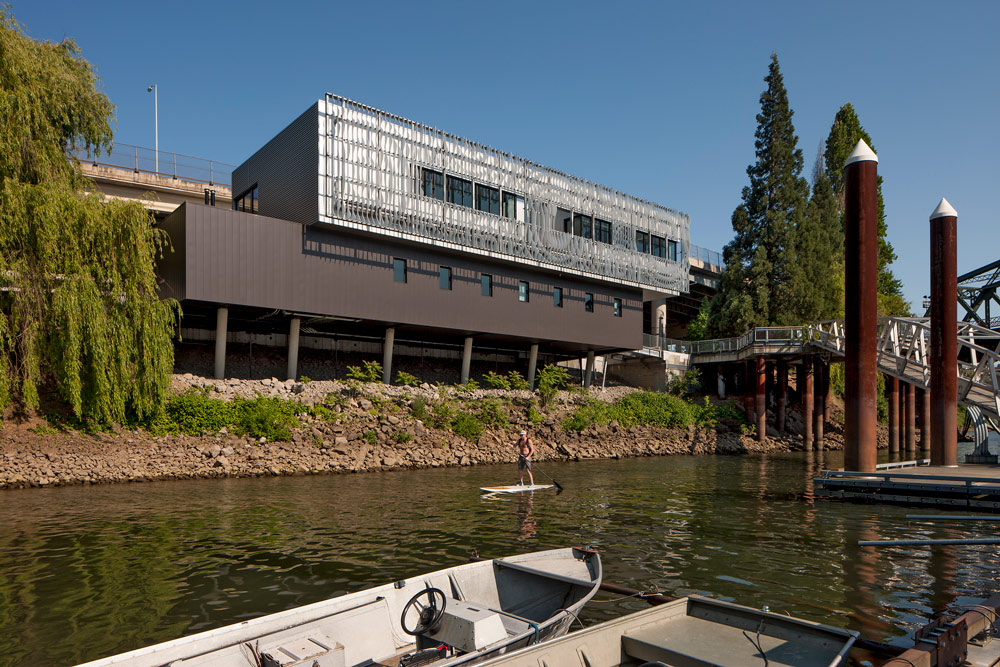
[642,334,692,354]
[68,143,234,187]
[690,244,723,268]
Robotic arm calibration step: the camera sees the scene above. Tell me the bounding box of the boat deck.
[816,462,1000,511]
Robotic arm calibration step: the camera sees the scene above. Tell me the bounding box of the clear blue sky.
[11,1,998,313]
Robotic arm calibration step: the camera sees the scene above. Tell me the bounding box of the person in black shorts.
[513,429,535,486]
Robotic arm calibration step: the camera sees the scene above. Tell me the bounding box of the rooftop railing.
[68,143,234,188]
[690,244,723,268]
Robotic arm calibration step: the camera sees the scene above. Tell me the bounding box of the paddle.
[488,429,564,491]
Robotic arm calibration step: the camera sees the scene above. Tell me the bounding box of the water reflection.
[1,452,999,665]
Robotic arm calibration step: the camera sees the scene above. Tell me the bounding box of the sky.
[10,1,998,313]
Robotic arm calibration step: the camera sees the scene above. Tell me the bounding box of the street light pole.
[147,84,158,172]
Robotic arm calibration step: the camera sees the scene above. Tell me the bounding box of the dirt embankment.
[0,375,865,491]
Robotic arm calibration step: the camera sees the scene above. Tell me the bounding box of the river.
[1,445,998,666]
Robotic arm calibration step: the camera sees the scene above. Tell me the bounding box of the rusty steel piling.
[930,198,959,466]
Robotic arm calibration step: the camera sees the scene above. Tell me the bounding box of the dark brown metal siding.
[174,204,641,350]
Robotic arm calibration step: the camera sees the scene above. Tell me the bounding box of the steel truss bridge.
[957,258,1000,330]
[689,317,1000,426]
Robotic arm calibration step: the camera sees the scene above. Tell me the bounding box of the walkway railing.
[642,335,692,354]
[690,317,1000,422]
[68,143,234,187]
[690,244,722,268]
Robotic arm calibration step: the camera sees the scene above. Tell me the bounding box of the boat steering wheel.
[401,587,447,636]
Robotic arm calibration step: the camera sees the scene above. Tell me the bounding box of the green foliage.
[392,431,412,444]
[309,404,337,422]
[686,298,711,341]
[482,371,510,390]
[299,376,312,384]
[150,390,300,441]
[0,10,179,425]
[666,368,701,397]
[461,378,480,391]
[476,399,510,430]
[528,404,544,426]
[536,364,571,408]
[347,360,383,383]
[562,392,700,432]
[231,397,298,442]
[708,53,810,337]
[410,396,428,420]
[361,429,377,445]
[395,371,419,387]
[507,371,530,390]
[430,401,457,430]
[450,411,483,440]
[159,388,230,435]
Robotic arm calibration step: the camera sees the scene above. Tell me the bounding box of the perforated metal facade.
[235,94,690,297]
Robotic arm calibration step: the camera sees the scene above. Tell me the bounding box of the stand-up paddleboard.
[480,484,555,494]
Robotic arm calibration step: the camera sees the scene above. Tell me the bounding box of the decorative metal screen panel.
[316,94,689,294]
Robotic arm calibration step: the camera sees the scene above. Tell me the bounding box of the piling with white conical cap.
[843,137,879,472]
[928,197,958,466]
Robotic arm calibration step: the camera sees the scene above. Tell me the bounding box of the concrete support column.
[802,361,814,451]
[920,388,931,455]
[764,361,774,412]
[584,351,596,388]
[382,327,395,384]
[527,344,539,389]
[886,375,899,455]
[819,361,830,452]
[843,140,879,473]
[286,317,301,381]
[755,357,766,442]
[813,357,825,449]
[214,306,228,379]
[743,360,755,424]
[930,199,959,466]
[776,360,788,433]
[904,382,916,454]
[655,299,668,341]
[460,336,474,385]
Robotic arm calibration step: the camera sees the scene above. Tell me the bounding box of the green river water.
[2,448,997,666]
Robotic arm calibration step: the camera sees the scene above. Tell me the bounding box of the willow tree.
[0,10,178,424]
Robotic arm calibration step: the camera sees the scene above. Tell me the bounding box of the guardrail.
[68,143,234,187]
[642,335,692,354]
[690,244,722,268]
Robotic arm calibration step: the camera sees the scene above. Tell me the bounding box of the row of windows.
[392,258,621,316]
[233,184,259,214]
[419,167,680,261]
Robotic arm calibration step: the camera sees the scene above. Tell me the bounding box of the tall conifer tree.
[791,157,842,322]
[823,104,909,316]
[708,53,810,336]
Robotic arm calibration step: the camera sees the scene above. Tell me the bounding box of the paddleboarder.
[513,429,535,486]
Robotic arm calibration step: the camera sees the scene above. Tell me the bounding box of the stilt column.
[776,360,788,433]
[904,382,916,454]
[382,327,395,384]
[887,375,899,455]
[214,306,228,379]
[286,317,300,381]
[930,199,959,466]
[843,140,879,472]
[527,344,539,389]
[813,357,825,448]
[461,336,474,385]
[755,357,766,441]
[584,351,596,388]
[920,388,931,455]
[802,361,814,451]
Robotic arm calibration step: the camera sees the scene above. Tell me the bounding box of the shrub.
[528,404,544,425]
[562,399,611,432]
[396,371,420,387]
[347,360,383,383]
[361,429,378,444]
[482,371,510,390]
[430,401,457,430]
[231,397,298,442]
[410,396,429,420]
[461,378,480,391]
[507,371,530,390]
[451,411,483,440]
[536,364,571,408]
[162,389,232,435]
[299,376,312,384]
[666,367,702,397]
[477,399,510,430]
[393,431,413,444]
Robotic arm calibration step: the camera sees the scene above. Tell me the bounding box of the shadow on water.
[1,449,998,665]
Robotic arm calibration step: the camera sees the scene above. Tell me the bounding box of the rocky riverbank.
[0,375,864,491]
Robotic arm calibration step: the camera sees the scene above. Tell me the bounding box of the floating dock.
[815,461,1000,511]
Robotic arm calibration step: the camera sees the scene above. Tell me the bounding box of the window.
[421,168,444,200]
[613,298,622,317]
[446,175,473,207]
[595,219,612,244]
[635,230,649,253]
[519,281,529,302]
[573,213,592,239]
[475,184,500,215]
[481,274,493,297]
[440,266,452,290]
[502,192,524,221]
[668,239,679,261]
[557,208,572,233]
[651,235,667,258]
[393,258,407,283]
[553,287,563,308]
[233,184,258,213]
[584,293,594,312]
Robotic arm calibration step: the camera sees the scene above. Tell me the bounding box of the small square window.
[481,274,493,297]
[475,184,500,215]
[421,168,444,200]
[584,293,594,312]
[651,235,667,258]
[556,208,572,233]
[613,298,622,317]
[519,281,529,303]
[573,213,592,239]
[668,239,679,261]
[440,266,452,290]
[553,287,563,308]
[595,219,613,244]
[446,176,473,208]
[635,231,649,253]
[393,258,407,283]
